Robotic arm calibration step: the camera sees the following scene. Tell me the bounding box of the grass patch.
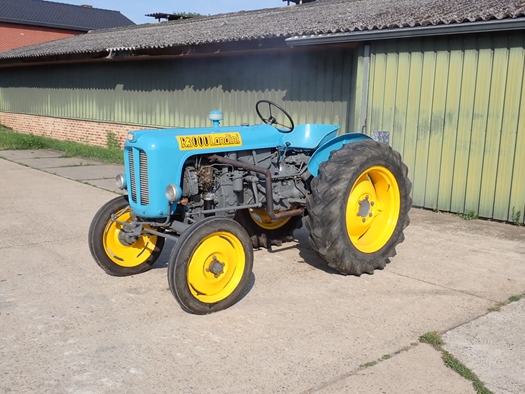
[358,343,419,370]
[510,206,523,226]
[489,292,525,312]
[419,331,443,349]
[508,294,523,302]
[419,331,493,394]
[488,302,506,312]
[360,360,377,368]
[461,210,479,220]
[0,126,123,164]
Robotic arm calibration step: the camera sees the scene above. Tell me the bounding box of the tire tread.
[305,140,412,275]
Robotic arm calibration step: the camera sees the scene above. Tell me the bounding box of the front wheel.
[88,196,165,276]
[305,140,412,275]
[168,217,254,314]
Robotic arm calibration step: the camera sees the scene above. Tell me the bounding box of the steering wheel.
[255,100,294,133]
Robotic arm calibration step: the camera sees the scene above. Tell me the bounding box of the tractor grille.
[128,149,137,203]
[139,150,149,205]
[128,148,149,206]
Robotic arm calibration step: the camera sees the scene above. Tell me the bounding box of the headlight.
[127,133,135,142]
[165,184,179,202]
[115,174,127,190]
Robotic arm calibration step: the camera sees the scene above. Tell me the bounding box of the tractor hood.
[125,123,339,153]
[123,123,339,218]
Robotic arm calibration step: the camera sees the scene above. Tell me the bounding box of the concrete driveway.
[1,152,524,393]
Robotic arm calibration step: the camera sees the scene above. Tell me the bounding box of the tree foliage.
[173,11,207,19]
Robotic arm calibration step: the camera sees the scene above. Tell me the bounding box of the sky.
[53,1,286,24]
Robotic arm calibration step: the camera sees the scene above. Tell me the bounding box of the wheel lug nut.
[362,218,366,223]
[369,213,373,217]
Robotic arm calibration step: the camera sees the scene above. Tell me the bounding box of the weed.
[508,294,523,303]
[461,210,478,221]
[510,207,523,226]
[106,131,121,150]
[420,331,494,394]
[489,292,525,312]
[442,351,492,393]
[442,351,478,381]
[358,346,416,370]
[488,302,505,312]
[419,331,443,350]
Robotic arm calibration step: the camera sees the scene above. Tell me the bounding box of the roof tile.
[0,0,135,31]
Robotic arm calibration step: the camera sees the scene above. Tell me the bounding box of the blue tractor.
[88,100,412,314]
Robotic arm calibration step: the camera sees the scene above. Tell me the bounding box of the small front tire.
[88,196,165,276]
[168,217,254,314]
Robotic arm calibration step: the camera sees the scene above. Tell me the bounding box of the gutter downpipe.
[285,18,525,46]
[360,44,370,135]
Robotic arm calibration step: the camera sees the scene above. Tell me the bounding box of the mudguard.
[307,132,372,177]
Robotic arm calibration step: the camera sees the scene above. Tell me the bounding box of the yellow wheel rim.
[249,208,291,230]
[102,208,158,267]
[345,166,401,253]
[187,232,245,304]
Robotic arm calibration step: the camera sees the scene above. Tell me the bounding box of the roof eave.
[286,18,525,46]
[0,17,91,32]
[0,37,295,68]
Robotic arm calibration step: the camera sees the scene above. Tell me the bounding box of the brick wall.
[0,23,82,51]
[0,112,156,148]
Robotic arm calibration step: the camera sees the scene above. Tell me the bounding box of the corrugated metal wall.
[363,32,525,221]
[2,32,524,221]
[0,49,357,132]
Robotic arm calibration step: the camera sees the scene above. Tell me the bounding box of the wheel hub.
[206,256,225,278]
[118,229,139,246]
[357,195,375,223]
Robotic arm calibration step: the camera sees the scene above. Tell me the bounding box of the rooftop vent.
[80,4,93,8]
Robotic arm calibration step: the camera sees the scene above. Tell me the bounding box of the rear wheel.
[168,217,253,314]
[88,196,165,276]
[234,208,303,248]
[305,140,411,275]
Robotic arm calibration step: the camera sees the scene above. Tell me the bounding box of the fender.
[307,132,372,177]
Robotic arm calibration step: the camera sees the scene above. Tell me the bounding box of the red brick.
[0,23,83,51]
[0,113,157,148]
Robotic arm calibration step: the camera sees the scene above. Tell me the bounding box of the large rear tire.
[305,140,411,275]
[88,196,165,276]
[235,208,302,248]
[168,217,254,314]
